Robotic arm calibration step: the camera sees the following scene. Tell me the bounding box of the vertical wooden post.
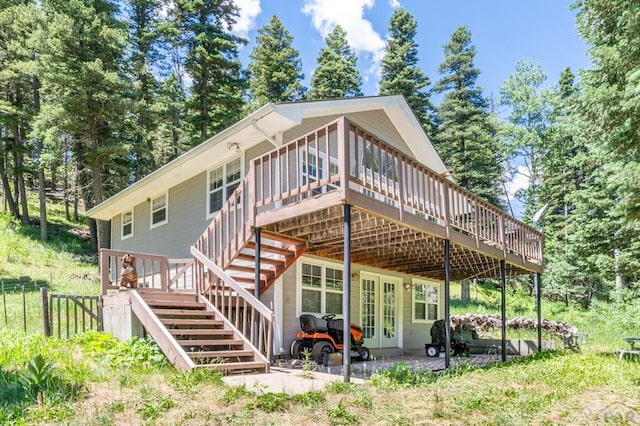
[338,117,350,202]
[500,259,507,362]
[41,287,50,337]
[254,227,261,347]
[343,203,352,383]
[444,239,451,369]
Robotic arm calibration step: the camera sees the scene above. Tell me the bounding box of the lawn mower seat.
[300,314,327,333]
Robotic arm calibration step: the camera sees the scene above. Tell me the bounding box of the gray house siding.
[283,110,413,156]
[111,172,209,258]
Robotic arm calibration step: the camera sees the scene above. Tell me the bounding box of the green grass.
[2,197,640,424]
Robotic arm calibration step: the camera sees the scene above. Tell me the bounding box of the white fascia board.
[88,103,299,221]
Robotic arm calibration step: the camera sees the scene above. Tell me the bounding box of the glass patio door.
[360,273,400,348]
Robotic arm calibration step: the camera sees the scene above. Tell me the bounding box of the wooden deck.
[249,117,542,280]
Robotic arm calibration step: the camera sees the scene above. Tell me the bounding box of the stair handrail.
[191,246,273,319]
[194,173,252,270]
[191,246,274,360]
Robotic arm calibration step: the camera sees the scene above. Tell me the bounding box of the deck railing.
[99,249,195,295]
[250,117,543,264]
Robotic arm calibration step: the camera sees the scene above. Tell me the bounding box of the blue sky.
[228,0,591,216]
[231,0,591,101]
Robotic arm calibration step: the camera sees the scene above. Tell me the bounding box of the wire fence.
[0,278,102,338]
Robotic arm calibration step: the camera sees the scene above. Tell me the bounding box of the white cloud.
[388,0,401,8]
[302,0,386,72]
[231,0,262,39]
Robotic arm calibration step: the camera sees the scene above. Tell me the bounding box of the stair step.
[140,292,198,302]
[176,339,244,347]
[153,309,215,318]
[236,253,285,268]
[260,230,307,247]
[232,277,263,285]
[160,318,223,327]
[169,329,232,336]
[226,264,276,278]
[146,300,206,309]
[187,349,254,359]
[191,361,268,372]
[246,241,295,257]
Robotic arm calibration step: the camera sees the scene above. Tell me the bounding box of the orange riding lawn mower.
[290,314,371,364]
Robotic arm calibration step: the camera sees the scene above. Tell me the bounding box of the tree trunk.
[91,159,110,251]
[38,160,47,240]
[460,280,470,303]
[0,140,19,217]
[34,75,47,240]
[13,127,30,225]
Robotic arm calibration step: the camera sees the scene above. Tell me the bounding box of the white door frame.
[360,272,402,349]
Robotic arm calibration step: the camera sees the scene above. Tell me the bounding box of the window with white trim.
[299,262,343,315]
[150,193,168,228]
[121,209,133,239]
[208,157,242,216]
[412,280,438,322]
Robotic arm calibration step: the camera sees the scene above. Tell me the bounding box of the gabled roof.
[88,95,449,221]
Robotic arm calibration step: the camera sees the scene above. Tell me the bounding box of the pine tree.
[0,1,41,225]
[378,7,433,133]
[574,0,640,219]
[309,25,363,100]
[172,0,247,143]
[37,0,128,250]
[432,26,503,208]
[247,15,305,109]
[153,72,189,165]
[125,0,164,180]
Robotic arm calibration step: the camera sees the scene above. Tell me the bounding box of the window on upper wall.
[412,280,439,322]
[121,209,133,239]
[208,157,242,217]
[150,193,168,228]
[298,262,344,316]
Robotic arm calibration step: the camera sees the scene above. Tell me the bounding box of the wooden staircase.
[223,230,307,293]
[133,292,269,373]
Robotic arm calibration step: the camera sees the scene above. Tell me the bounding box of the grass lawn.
[1,202,640,424]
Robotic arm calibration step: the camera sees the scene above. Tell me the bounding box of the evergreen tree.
[378,7,433,133]
[432,25,503,208]
[125,0,163,180]
[574,0,640,219]
[172,0,247,143]
[559,0,640,302]
[37,0,128,250]
[152,72,189,165]
[309,25,363,100]
[247,15,305,109]
[0,1,41,225]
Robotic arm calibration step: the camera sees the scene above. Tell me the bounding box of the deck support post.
[343,203,352,383]
[535,272,542,352]
[254,227,261,345]
[444,239,451,369]
[500,259,507,362]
